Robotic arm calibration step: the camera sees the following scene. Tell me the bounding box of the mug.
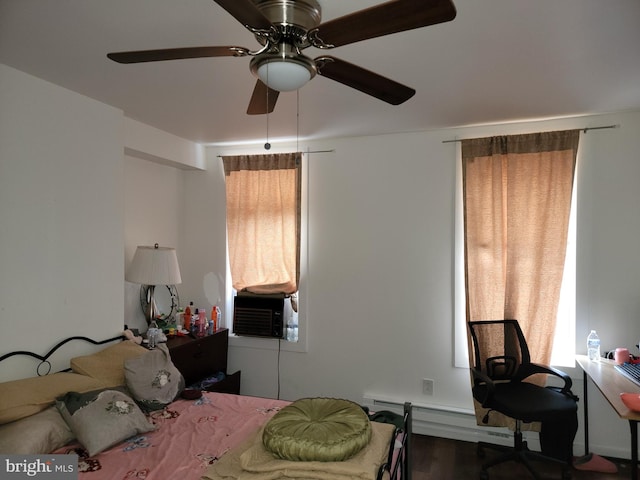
[615,347,630,365]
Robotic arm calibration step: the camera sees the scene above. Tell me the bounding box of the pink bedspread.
[55,392,289,480]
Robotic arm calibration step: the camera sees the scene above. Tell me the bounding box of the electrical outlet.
[422,378,434,395]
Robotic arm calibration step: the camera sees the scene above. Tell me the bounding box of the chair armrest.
[470,368,496,406]
[522,362,573,395]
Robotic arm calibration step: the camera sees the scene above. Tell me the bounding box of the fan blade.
[315,56,415,105]
[107,46,249,64]
[312,0,456,48]
[107,46,249,63]
[213,0,274,32]
[247,80,280,115]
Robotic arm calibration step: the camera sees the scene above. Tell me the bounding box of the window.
[222,153,303,344]
[454,131,580,367]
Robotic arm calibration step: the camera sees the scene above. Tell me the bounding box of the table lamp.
[126,243,182,325]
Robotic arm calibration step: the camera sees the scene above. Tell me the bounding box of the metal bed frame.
[1,335,412,480]
[375,402,413,480]
[0,334,124,376]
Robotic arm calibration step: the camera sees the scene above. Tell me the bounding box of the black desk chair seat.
[468,320,577,480]
[475,382,577,423]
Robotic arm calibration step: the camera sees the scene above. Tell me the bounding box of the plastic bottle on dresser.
[211,305,220,332]
[175,309,184,332]
[198,309,206,337]
[587,330,601,361]
[191,308,200,336]
[184,303,192,331]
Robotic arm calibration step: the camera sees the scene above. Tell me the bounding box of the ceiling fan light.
[256,60,312,92]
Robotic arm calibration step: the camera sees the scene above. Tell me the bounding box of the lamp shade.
[126,244,182,285]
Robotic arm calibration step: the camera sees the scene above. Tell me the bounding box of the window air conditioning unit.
[232,293,285,338]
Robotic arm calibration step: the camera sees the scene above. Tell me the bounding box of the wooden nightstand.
[165,328,241,394]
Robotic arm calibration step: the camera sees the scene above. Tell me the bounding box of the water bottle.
[286,322,298,342]
[587,330,601,361]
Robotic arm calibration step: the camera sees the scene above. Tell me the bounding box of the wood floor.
[411,434,633,479]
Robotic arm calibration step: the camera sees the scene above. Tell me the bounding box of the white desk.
[576,355,640,479]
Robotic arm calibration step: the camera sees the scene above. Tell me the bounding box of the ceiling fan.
[107,0,456,115]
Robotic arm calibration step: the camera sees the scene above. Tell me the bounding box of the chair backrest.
[468,320,531,383]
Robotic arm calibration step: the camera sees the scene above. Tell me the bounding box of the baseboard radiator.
[363,395,635,460]
[361,395,541,451]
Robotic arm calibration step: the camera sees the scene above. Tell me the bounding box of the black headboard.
[0,335,124,377]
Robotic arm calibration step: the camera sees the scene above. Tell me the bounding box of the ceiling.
[1,0,639,145]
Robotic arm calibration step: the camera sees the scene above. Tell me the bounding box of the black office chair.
[468,320,577,480]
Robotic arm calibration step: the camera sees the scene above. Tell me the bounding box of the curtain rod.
[441,124,620,144]
[305,149,335,154]
[217,149,334,158]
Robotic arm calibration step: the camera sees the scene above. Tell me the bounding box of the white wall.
[2,61,640,460]
[124,117,205,170]
[123,155,186,333]
[195,111,640,459]
[122,117,203,331]
[0,64,124,380]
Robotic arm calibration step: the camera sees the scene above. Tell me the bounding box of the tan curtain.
[222,153,301,295]
[463,130,579,364]
[463,130,579,427]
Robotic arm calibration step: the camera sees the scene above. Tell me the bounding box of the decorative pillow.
[0,406,74,454]
[262,398,372,462]
[124,344,185,411]
[70,341,147,387]
[56,388,155,456]
[0,372,106,425]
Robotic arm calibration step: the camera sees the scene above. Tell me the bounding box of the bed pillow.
[70,341,148,387]
[0,406,74,454]
[124,344,185,411]
[0,372,106,425]
[262,397,372,462]
[56,388,155,456]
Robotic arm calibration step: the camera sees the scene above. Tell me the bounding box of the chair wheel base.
[475,440,571,480]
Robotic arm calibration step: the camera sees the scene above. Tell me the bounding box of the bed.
[0,335,412,480]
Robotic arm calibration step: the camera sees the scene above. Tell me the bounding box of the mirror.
[139,284,179,323]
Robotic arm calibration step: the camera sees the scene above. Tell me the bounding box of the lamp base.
[144,284,158,326]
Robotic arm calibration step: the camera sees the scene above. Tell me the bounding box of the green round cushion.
[262,398,371,462]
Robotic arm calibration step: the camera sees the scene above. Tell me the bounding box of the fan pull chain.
[296,89,300,153]
[264,109,271,150]
[264,65,271,150]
